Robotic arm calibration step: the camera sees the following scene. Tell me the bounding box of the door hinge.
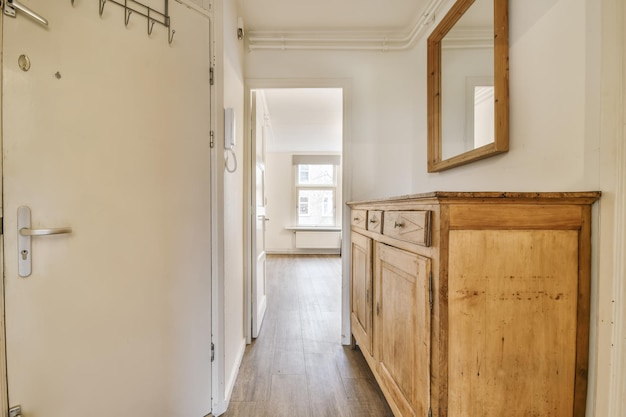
[0,217,3,235]
[428,407,432,417]
[210,130,215,148]
[9,405,22,417]
[428,271,433,311]
[209,67,214,85]
[211,342,215,362]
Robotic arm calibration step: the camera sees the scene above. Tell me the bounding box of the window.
[297,188,334,225]
[293,155,340,227]
[298,164,334,185]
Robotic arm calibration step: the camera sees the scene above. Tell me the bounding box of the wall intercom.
[224,107,237,173]
[224,107,236,150]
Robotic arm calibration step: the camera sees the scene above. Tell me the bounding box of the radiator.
[295,231,341,249]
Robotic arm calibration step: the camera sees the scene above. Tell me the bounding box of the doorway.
[245,81,351,345]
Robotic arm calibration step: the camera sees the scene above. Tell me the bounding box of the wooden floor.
[224,254,393,417]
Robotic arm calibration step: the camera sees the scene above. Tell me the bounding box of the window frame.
[294,163,338,227]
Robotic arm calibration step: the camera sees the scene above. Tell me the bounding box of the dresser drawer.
[351,209,368,230]
[383,210,431,246]
[367,210,383,233]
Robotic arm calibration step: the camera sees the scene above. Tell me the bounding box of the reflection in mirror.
[427,0,508,172]
[441,0,494,159]
[471,85,495,147]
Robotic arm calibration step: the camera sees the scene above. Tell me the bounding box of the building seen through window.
[296,163,336,226]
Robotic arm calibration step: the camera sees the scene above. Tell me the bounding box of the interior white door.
[251,91,268,338]
[2,2,213,416]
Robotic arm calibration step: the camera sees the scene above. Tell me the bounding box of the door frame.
[0,12,7,417]
[594,0,626,415]
[248,90,268,341]
[243,78,353,345]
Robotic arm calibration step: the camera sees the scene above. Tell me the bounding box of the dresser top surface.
[347,191,601,207]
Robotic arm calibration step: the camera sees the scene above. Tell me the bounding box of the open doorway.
[245,85,346,343]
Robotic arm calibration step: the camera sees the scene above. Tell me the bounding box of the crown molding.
[247,0,447,51]
[441,27,493,49]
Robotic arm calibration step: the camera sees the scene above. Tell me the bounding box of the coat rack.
[73,0,175,45]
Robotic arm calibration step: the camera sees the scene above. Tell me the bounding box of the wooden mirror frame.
[427,0,509,172]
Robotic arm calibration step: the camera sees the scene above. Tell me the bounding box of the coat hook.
[147,19,155,35]
[168,28,175,45]
[125,9,132,26]
[99,0,106,16]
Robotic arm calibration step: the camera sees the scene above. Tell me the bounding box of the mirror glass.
[427,0,508,172]
[441,0,493,160]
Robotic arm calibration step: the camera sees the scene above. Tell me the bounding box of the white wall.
[248,50,419,201]
[266,152,294,250]
[219,0,247,412]
[246,0,601,196]
[244,0,624,415]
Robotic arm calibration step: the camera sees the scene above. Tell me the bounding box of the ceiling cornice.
[246,0,447,52]
[442,28,493,49]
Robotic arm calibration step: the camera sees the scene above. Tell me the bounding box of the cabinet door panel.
[447,230,578,417]
[351,231,373,356]
[376,243,431,417]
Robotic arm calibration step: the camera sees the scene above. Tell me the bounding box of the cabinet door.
[375,243,431,417]
[351,231,373,357]
[447,230,579,417]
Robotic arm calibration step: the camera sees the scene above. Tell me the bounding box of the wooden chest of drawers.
[348,192,600,417]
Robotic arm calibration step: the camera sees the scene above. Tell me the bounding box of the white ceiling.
[237,0,430,33]
[259,88,343,153]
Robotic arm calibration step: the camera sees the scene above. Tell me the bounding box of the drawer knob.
[394,221,404,228]
[369,218,378,223]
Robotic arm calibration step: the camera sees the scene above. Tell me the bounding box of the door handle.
[4,0,49,26]
[19,227,72,236]
[17,206,72,277]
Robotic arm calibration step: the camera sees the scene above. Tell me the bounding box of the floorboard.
[223,254,393,417]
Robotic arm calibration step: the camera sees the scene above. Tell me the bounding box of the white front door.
[251,91,268,338]
[2,2,213,416]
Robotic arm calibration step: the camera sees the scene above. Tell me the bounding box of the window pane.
[322,197,332,216]
[299,196,309,216]
[297,164,334,185]
[297,189,334,226]
[298,165,309,183]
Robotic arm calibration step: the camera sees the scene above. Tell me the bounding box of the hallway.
[224,255,393,417]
